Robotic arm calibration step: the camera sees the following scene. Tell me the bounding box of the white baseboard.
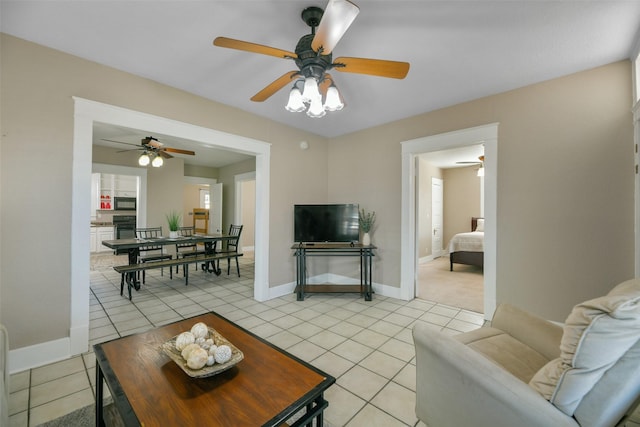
[9,338,73,374]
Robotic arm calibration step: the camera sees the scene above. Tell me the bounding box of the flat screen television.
[294,204,359,243]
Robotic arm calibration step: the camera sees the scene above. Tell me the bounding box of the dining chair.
[175,226,205,274]
[217,224,243,276]
[135,227,172,283]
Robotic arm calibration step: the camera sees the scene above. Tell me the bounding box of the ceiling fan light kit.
[213,0,409,119]
[104,136,196,167]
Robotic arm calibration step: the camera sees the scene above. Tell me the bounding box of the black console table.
[292,243,376,301]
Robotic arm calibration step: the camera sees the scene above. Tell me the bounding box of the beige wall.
[442,166,482,245]
[0,32,635,354]
[183,184,202,228]
[329,60,634,321]
[0,34,327,349]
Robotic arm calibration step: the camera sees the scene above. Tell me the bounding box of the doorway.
[400,123,498,320]
[70,98,271,355]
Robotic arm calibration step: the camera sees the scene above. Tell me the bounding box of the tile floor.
[7,253,640,426]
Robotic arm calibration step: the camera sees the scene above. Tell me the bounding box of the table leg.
[95,362,105,427]
[127,248,141,291]
[364,250,372,301]
[202,241,222,275]
[296,248,305,301]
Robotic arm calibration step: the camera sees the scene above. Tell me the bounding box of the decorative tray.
[161,327,244,378]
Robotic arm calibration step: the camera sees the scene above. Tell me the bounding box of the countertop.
[91,222,113,227]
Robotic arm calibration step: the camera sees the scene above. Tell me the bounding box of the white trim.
[266,277,400,300]
[56,98,271,366]
[400,123,498,320]
[9,337,71,374]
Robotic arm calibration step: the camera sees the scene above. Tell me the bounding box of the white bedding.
[448,231,484,253]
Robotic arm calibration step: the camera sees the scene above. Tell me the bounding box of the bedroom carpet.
[417,256,484,314]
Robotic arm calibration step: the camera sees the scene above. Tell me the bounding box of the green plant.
[165,211,182,232]
[359,209,376,233]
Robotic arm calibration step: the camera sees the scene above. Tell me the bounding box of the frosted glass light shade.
[285,87,306,112]
[138,153,150,166]
[301,77,320,103]
[152,155,164,167]
[307,96,326,118]
[323,85,343,111]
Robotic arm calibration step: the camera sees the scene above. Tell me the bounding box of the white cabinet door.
[431,178,444,257]
[97,227,114,252]
[90,228,97,253]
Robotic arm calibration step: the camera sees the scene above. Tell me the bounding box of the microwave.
[113,197,137,211]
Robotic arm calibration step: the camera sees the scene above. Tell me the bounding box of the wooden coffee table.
[94,312,336,426]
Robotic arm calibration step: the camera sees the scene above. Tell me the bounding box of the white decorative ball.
[214,345,232,364]
[206,355,216,366]
[175,332,195,351]
[181,343,201,360]
[190,322,209,340]
[208,345,218,356]
[187,348,209,370]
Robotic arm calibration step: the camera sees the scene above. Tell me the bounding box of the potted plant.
[359,208,376,245]
[166,211,182,238]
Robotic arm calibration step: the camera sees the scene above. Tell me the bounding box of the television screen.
[294,204,359,243]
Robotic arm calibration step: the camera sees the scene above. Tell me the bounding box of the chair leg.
[120,274,125,296]
[235,257,240,277]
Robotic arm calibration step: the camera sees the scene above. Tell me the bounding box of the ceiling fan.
[457,155,485,176]
[213,0,410,117]
[101,136,195,167]
[456,155,485,166]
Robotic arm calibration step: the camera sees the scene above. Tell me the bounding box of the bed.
[448,217,484,271]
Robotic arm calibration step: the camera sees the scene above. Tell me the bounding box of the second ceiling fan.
[213,0,410,117]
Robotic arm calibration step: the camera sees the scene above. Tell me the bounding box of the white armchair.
[413,279,640,427]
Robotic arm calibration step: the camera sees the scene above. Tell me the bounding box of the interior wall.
[329,60,634,321]
[183,184,203,227]
[0,34,328,350]
[442,166,482,244]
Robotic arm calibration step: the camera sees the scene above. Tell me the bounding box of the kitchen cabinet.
[91,226,114,253]
[95,173,138,211]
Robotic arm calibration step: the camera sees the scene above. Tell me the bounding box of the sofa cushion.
[456,327,550,383]
[529,278,640,416]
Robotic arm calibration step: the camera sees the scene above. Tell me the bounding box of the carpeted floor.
[417,255,484,313]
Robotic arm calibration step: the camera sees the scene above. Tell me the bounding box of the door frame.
[70,97,271,355]
[400,123,498,319]
[431,177,444,258]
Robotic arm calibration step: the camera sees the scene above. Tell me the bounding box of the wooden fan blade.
[163,147,195,156]
[158,151,173,159]
[333,57,410,79]
[311,0,360,55]
[251,71,300,102]
[311,0,359,55]
[214,37,297,60]
[101,138,138,147]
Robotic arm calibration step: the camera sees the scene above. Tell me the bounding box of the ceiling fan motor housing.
[295,34,332,80]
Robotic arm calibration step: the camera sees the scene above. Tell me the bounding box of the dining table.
[101,233,233,291]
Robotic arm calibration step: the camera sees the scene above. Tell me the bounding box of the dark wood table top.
[102,233,231,250]
[95,312,335,426]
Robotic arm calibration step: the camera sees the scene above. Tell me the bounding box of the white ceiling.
[3,0,640,165]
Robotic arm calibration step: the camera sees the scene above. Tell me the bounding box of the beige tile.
[328,321,363,338]
[286,340,326,361]
[446,318,482,333]
[307,330,347,350]
[352,329,391,349]
[30,371,91,407]
[9,370,30,393]
[324,384,367,427]
[393,363,416,391]
[28,388,94,427]
[8,410,28,427]
[359,351,407,380]
[345,403,408,427]
[9,388,28,415]
[367,320,404,337]
[289,322,324,339]
[383,312,415,328]
[378,338,415,363]
[332,339,375,363]
[267,330,303,349]
[419,312,450,327]
[370,381,418,426]
[31,356,85,386]
[429,304,460,318]
[311,352,355,378]
[337,365,388,401]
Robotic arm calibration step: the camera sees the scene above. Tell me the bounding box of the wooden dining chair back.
[218,224,243,276]
[135,227,172,282]
[175,226,204,273]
